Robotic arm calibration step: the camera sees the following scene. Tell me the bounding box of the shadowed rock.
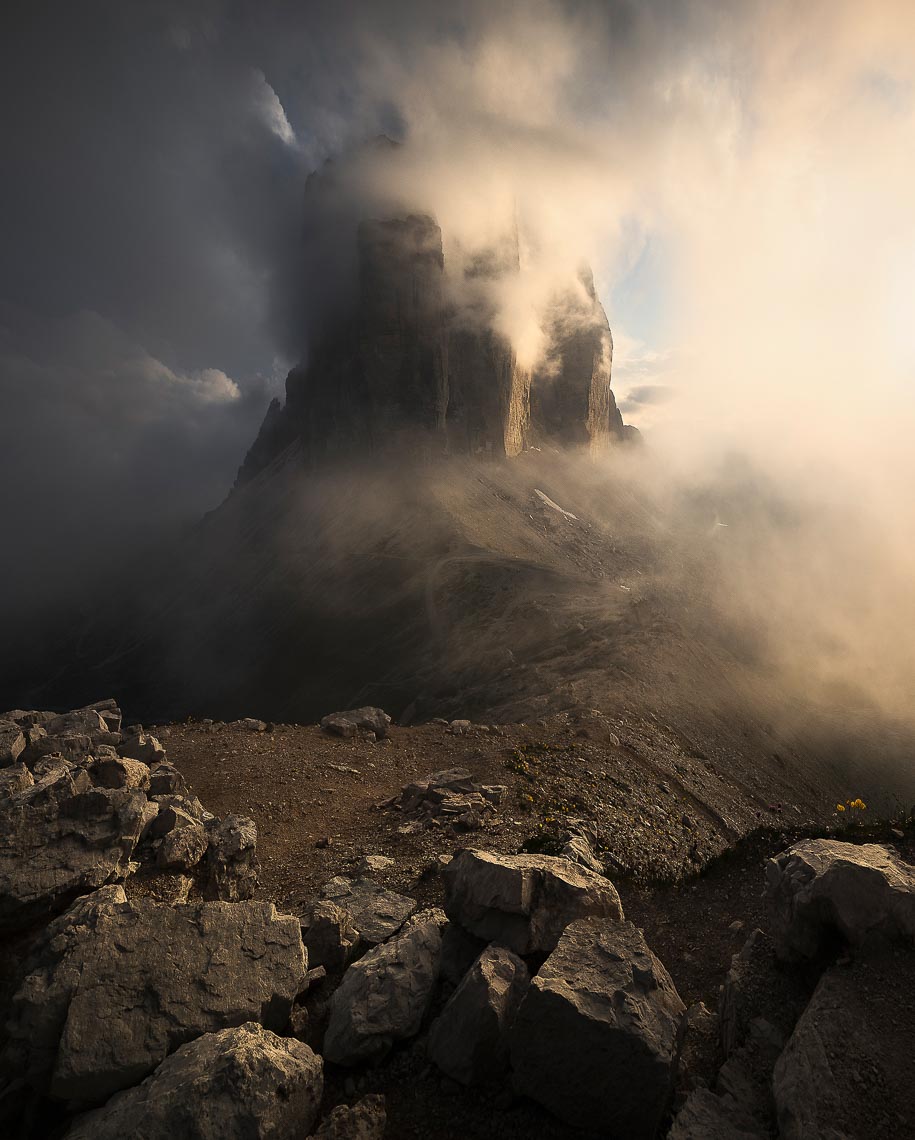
[428,944,529,1085]
[443,848,623,955]
[767,839,915,960]
[320,707,391,740]
[310,1094,386,1139]
[0,768,154,931]
[3,887,307,1104]
[510,917,685,1138]
[63,1022,323,1140]
[321,875,416,945]
[323,919,442,1065]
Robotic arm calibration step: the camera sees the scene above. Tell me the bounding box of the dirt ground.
[148,712,915,1140]
[161,711,825,911]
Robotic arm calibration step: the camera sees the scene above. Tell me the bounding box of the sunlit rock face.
[237,212,628,485]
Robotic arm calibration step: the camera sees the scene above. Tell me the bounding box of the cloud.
[0,305,264,613]
[251,69,297,147]
[2,0,915,665]
[619,385,674,410]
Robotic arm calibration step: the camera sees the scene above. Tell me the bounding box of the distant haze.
[2,1,914,729]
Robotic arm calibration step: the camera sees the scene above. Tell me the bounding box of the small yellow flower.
[836,804,846,812]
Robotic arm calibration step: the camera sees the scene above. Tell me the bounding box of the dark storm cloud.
[0,1,310,612]
[0,0,720,617]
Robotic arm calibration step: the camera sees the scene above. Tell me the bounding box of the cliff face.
[237,213,629,485]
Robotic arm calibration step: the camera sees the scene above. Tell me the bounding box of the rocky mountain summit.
[2,697,914,1138]
[237,205,632,485]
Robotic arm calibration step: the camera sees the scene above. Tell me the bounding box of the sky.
[2,0,915,612]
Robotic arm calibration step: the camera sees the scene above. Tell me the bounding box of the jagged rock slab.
[773,956,915,1140]
[157,821,209,870]
[0,762,33,799]
[64,1022,323,1140]
[46,709,111,738]
[323,920,442,1065]
[20,733,96,767]
[202,813,259,901]
[4,887,307,1104]
[321,876,415,944]
[767,839,915,960]
[300,899,359,972]
[148,761,188,796]
[0,721,26,767]
[428,944,529,1085]
[73,698,122,732]
[320,707,391,740]
[92,755,150,790]
[3,708,57,729]
[510,917,685,1138]
[117,731,166,765]
[310,1095,386,1139]
[443,849,623,954]
[0,767,154,931]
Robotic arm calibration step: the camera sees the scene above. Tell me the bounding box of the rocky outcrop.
[323,919,442,1065]
[442,848,623,955]
[4,887,307,1103]
[766,839,915,960]
[0,698,264,930]
[0,761,154,931]
[428,944,529,1086]
[0,721,26,766]
[236,198,631,485]
[64,1023,323,1140]
[510,917,685,1138]
[530,267,624,452]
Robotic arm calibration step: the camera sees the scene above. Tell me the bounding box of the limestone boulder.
[443,848,623,954]
[300,899,359,972]
[767,839,915,960]
[0,762,34,799]
[46,709,111,739]
[0,772,154,932]
[4,888,307,1104]
[320,707,391,740]
[428,944,529,1085]
[310,1095,386,1139]
[0,721,26,767]
[157,822,209,870]
[321,875,416,944]
[509,917,685,1138]
[92,755,150,791]
[772,956,915,1140]
[64,1022,322,1140]
[148,762,188,796]
[202,814,259,901]
[118,731,166,766]
[323,919,442,1065]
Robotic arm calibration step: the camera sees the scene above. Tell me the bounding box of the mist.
[2,0,914,751]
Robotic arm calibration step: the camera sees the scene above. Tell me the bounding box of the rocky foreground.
[1,701,914,1138]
